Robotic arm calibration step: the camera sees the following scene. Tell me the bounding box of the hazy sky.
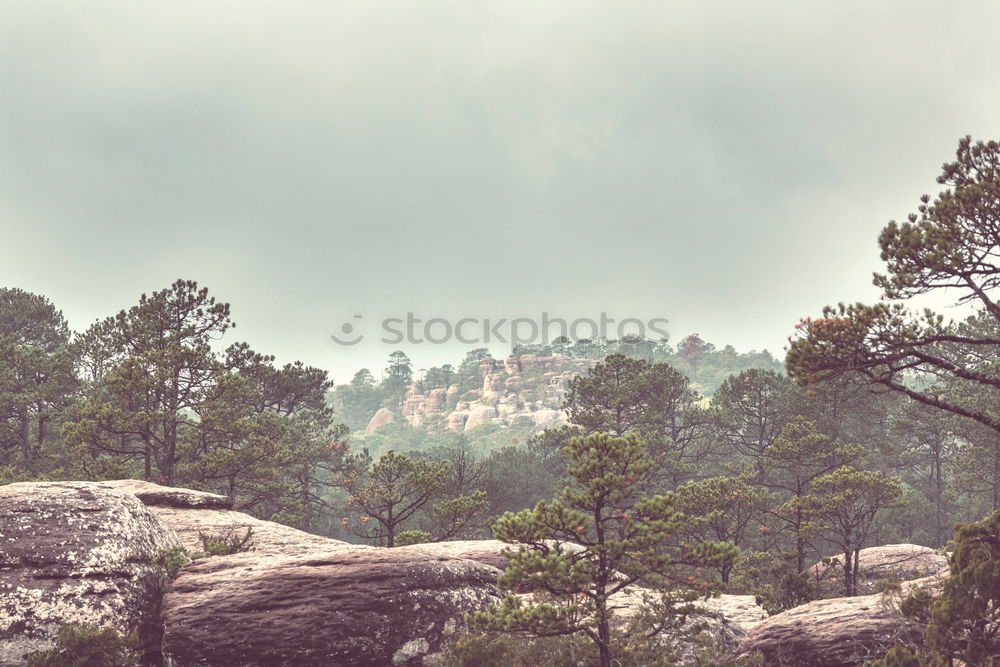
[3,1,1000,382]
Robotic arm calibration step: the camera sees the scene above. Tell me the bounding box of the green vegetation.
[196,527,256,557]
[25,624,139,667]
[469,433,737,667]
[874,510,1000,666]
[335,449,488,546]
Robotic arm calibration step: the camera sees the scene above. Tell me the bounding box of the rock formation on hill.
[367,353,597,434]
[365,406,396,434]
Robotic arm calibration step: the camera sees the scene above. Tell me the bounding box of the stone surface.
[140,505,347,557]
[162,546,503,666]
[463,405,497,431]
[531,408,562,426]
[811,544,949,596]
[104,478,233,509]
[393,540,512,571]
[108,479,348,556]
[447,411,468,431]
[424,388,447,415]
[738,571,947,665]
[365,407,396,434]
[0,481,181,666]
[609,587,768,654]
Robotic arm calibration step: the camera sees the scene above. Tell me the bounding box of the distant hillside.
[329,336,783,436]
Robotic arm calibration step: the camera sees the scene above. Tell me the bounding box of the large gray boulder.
[161,546,504,666]
[104,479,233,509]
[0,481,181,666]
[738,570,947,665]
[392,540,512,570]
[107,479,348,556]
[604,586,768,657]
[811,544,949,597]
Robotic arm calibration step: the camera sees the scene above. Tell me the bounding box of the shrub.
[195,527,255,557]
[394,529,433,546]
[880,510,1000,665]
[25,624,139,667]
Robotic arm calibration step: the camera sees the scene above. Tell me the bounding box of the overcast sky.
[3,1,1000,382]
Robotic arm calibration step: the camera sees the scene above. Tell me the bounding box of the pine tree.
[470,433,737,667]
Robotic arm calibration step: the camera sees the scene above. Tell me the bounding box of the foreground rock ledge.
[161,547,504,666]
[107,479,348,556]
[0,481,181,666]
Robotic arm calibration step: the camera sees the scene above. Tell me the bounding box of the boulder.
[477,357,499,377]
[811,544,949,596]
[365,407,395,434]
[531,408,562,426]
[394,540,512,571]
[609,587,767,654]
[463,405,496,431]
[424,388,447,415]
[0,481,181,666]
[104,478,232,509]
[147,506,349,557]
[447,411,469,431]
[738,572,947,665]
[161,547,503,666]
[110,479,347,556]
[481,373,505,399]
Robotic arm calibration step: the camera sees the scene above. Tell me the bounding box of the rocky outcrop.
[447,411,468,431]
[365,407,396,434]
[111,479,347,556]
[738,572,947,665]
[0,481,181,666]
[694,594,769,638]
[161,547,504,666]
[531,408,562,426]
[464,404,497,431]
[396,354,595,431]
[609,587,767,654]
[811,544,949,597]
[146,506,347,557]
[394,540,512,570]
[104,478,232,509]
[424,388,447,415]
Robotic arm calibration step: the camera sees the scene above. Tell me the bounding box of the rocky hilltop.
[366,354,597,434]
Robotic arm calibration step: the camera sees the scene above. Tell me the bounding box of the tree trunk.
[993,438,1000,512]
[37,414,48,448]
[387,507,395,547]
[932,445,944,546]
[844,548,855,596]
[795,506,806,572]
[18,410,30,461]
[597,619,611,667]
[595,584,611,667]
